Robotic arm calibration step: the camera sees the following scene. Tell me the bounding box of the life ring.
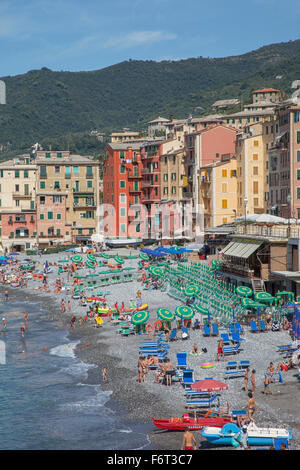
[154,320,162,330]
[145,323,153,333]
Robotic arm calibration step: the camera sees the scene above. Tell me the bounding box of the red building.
[1,211,37,251]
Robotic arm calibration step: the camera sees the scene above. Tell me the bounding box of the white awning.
[222,240,262,258]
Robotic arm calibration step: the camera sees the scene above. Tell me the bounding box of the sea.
[0,292,152,450]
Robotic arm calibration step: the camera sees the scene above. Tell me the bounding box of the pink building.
[1,211,37,251]
[36,193,69,246]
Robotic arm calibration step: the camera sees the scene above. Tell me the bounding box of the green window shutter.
[54,181,60,189]
[40,181,45,189]
[15,170,20,178]
[89,228,93,234]
[297,151,300,162]
[65,166,71,178]
[78,228,82,235]
[0,170,3,177]
[57,213,61,220]
[48,212,53,220]
[40,166,47,177]
[24,170,29,178]
[57,229,61,236]
[30,201,34,210]
[46,152,51,158]
[297,170,300,180]
[57,152,62,158]
[24,184,29,195]
[87,180,92,188]
[120,180,125,188]
[73,166,79,174]
[120,165,126,174]
[134,181,139,190]
[40,214,44,220]
[86,166,93,178]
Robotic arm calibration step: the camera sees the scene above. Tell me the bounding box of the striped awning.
[222,240,262,259]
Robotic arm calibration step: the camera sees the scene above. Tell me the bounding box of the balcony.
[39,234,64,239]
[141,180,156,188]
[129,188,142,194]
[128,172,143,179]
[73,189,94,194]
[182,192,193,199]
[73,203,96,209]
[12,192,32,199]
[142,168,158,175]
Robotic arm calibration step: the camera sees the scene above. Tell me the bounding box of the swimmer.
[20,324,25,338]
[24,312,28,330]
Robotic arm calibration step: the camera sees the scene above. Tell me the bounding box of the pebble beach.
[1,248,300,450]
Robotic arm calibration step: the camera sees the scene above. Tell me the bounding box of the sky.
[0,0,300,77]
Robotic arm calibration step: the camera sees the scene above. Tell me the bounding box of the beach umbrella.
[100,252,110,259]
[254,292,274,303]
[114,255,125,264]
[148,266,164,278]
[193,304,209,315]
[85,261,96,269]
[131,310,149,325]
[87,253,97,262]
[157,308,175,322]
[72,255,83,263]
[139,252,150,261]
[175,305,195,320]
[58,260,69,263]
[191,379,228,392]
[74,275,86,279]
[183,284,200,297]
[236,286,253,297]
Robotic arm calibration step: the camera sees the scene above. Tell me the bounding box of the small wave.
[60,389,113,410]
[49,341,80,358]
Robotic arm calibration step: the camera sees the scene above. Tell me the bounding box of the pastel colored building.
[252,88,281,104]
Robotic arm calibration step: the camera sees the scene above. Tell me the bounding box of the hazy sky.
[1,0,300,76]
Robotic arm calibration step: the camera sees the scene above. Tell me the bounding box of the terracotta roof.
[252,88,280,93]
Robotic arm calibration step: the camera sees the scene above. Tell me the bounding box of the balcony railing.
[235,224,300,239]
[12,192,32,199]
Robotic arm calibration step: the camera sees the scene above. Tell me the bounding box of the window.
[222,200,227,209]
[222,218,227,224]
[253,154,258,160]
[24,170,28,178]
[163,174,168,182]
[55,166,60,174]
[65,166,71,178]
[57,229,61,236]
[120,193,126,203]
[57,152,62,158]
[15,170,20,178]
[53,195,62,203]
[120,180,126,188]
[171,173,176,181]
[222,183,227,193]
[73,166,79,174]
[40,214,44,220]
[297,188,300,199]
[253,167,258,176]
[222,169,227,178]
[253,181,259,194]
[216,153,219,158]
[87,180,92,188]
[297,131,300,144]
[120,208,126,217]
[54,181,60,189]
[120,223,126,233]
[120,165,126,174]
[40,166,47,177]
[253,140,259,147]
[297,169,300,180]
[171,186,176,194]
[24,184,29,195]
[15,184,19,192]
[134,181,139,191]
[254,198,259,207]
[45,152,51,158]
[40,181,45,189]
[57,213,61,220]
[297,151,300,162]
[163,187,168,195]
[15,199,20,207]
[48,212,53,220]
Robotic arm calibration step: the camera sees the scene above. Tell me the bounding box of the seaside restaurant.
[220,235,288,295]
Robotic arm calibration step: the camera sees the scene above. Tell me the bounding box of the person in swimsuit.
[247,392,258,422]
[251,369,256,394]
[216,337,225,362]
[24,312,28,330]
[181,427,196,450]
[164,359,174,387]
[244,367,249,392]
[264,373,273,395]
[20,324,25,338]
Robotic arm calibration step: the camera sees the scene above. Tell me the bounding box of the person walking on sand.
[251,369,256,394]
[4,289,8,302]
[70,315,76,329]
[244,367,249,392]
[102,367,108,383]
[61,299,66,314]
[216,337,225,362]
[24,312,28,330]
[68,300,71,313]
[247,392,258,423]
[181,427,197,450]
[264,373,273,395]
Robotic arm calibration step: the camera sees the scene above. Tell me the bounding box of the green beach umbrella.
[148,266,164,278]
[254,292,274,303]
[175,305,195,320]
[193,304,209,315]
[157,308,175,322]
[87,253,97,262]
[86,261,96,269]
[139,252,150,261]
[58,260,69,263]
[74,275,86,279]
[131,310,149,325]
[183,284,200,297]
[72,255,83,263]
[236,285,253,297]
[114,255,125,264]
[100,252,110,259]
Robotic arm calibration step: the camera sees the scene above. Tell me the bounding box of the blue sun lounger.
[221,333,231,345]
[231,331,245,343]
[185,394,220,409]
[203,324,211,336]
[259,320,267,332]
[177,352,187,370]
[169,329,177,341]
[250,321,259,333]
[223,344,240,355]
[211,323,219,336]
[224,369,245,379]
[182,369,194,386]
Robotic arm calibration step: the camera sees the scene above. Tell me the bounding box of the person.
[283,317,290,330]
[4,289,8,302]
[154,364,165,384]
[107,308,113,322]
[70,315,76,329]
[280,442,288,450]
[164,324,170,342]
[102,366,108,383]
[164,358,174,387]
[251,369,256,394]
[277,359,293,371]
[216,337,225,362]
[181,427,197,450]
[68,300,71,313]
[244,367,249,392]
[1,318,7,333]
[233,425,249,450]
[61,299,66,314]
[264,373,273,395]
[137,356,144,384]
[192,344,199,355]
[24,312,28,330]
[247,392,258,422]
[20,324,25,338]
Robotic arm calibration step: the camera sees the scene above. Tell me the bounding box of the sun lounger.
[182,369,194,386]
[224,369,246,379]
[185,394,220,409]
[203,324,211,336]
[226,361,238,370]
[274,438,289,450]
[211,323,219,336]
[239,360,250,369]
[234,322,243,334]
[259,320,267,332]
[231,331,245,343]
[223,344,240,355]
[177,352,187,369]
[169,329,177,341]
[250,321,259,333]
[182,328,190,340]
[221,333,231,345]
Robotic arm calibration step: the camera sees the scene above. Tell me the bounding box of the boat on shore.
[152,410,233,431]
[201,422,292,446]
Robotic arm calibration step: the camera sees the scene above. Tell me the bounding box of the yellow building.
[35,150,101,245]
[198,156,238,228]
[160,148,186,202]
[235,121,275,217]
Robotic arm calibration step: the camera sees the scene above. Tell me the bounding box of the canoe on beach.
[152,410,233,431]
[96,304,148,316]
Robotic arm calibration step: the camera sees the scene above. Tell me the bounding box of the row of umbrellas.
[130,305,196,326]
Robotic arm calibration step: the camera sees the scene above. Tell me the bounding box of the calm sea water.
[0,292,151,450]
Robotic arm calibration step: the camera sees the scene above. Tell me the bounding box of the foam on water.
[49,341,79,358]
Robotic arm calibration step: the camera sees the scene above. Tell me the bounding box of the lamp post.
[287,193,291,238]
[244,197,248,234]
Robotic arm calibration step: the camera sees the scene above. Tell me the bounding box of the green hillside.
[0,38,300,158]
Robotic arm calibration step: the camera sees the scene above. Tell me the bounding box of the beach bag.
[231,433,241,448]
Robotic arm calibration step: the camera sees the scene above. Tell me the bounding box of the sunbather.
[164,359,174,387]
[154,365,165,384]
[277,359,293,371]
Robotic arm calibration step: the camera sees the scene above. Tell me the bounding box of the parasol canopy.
[193,304,209,315]
[114,255,125,264]
[85,261,96,269]
[157,308,175,322]
[139,252,150,261]
[72,255,83,263]
[183,284,200,297]
[236,285,253,297]
[100,252,110,259]
[131,310,149,325]
[148,266,164,278]
[190,379,228,392]
[254,292,274,303]
[175,305,195,320]
[87,253,97,262]
[58,260,69,263]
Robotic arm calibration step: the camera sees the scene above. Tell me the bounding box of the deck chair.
[224,369,245,379]
[239,360,250,369]
[259,320,266,332]
[211,323,219,336]
[223,344,240,355]
[185,394,220,409]
[221,333,231,345]
[182,369,194,386]
[226,361,238,370]
[169,329,177,341]
[231,331,245,343]
[177,352,187,370]
[234,322,243,334]
[203,324,211,336]
[182,328,190,340]
[250,321,259,333]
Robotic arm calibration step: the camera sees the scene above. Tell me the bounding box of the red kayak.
[152,412,232,431]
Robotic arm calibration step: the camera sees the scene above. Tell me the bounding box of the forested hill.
[1,38,300,158]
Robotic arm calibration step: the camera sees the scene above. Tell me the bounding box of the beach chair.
[211,323,219,336]
[250,320,259,333]
[182,328,190,340]
[185,394,220,409]
[226,361,238,370]
[224,369,245,379]
[259,320,267,332]
[223,344,240,355]
[181,369,194,387]
[274,438,289,450]
[231,331,245,343]
[121,328,131,337]
[203,324,211,337]
[169,329,177,341]
[221,333,231,345]
[234,322,243,334]
[239,360,250,369]
[177,352,188,370]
